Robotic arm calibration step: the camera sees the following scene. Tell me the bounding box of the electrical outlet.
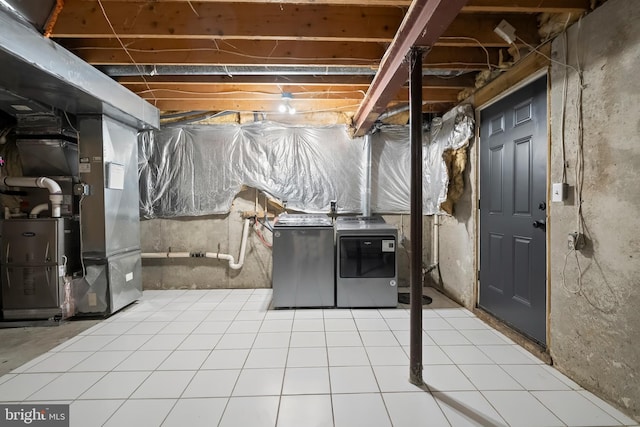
[73,183,90,196]
[552,182,568,202]
[568,232,585,251]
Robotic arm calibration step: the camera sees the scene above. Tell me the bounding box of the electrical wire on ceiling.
[186,1,199,17]
[438,36,494,71]
[70,44,381,64]
[136,88,368,98]
[95,0,156,104]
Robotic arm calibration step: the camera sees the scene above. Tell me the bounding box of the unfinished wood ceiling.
[49,0,593,128]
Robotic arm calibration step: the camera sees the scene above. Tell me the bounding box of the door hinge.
[477,199,480,209]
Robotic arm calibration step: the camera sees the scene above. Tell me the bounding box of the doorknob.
[532,220,546,231]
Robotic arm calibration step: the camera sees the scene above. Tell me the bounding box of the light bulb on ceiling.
[279,92,295,115]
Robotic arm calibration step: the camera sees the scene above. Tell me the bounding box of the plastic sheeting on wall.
[138,104,474,218]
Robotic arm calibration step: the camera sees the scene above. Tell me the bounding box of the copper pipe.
[44,0,64,38]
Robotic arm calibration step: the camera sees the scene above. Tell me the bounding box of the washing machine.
[272,214,335,308]
[335,216,398,308]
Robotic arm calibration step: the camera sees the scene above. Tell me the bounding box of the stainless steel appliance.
[335,216,398,308]
[1,218,79,319]
[272,214,334,308]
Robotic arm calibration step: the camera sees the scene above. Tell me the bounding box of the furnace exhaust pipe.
[3,176,63,218]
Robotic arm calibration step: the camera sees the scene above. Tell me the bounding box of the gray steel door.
[479,76,547,345]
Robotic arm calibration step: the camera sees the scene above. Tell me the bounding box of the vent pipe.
[3,176,62,217]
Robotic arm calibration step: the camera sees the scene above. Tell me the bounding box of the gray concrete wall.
[141,189,273,289]
[423,138,477,309]
[549,0,640,419]
[140,190,413,290]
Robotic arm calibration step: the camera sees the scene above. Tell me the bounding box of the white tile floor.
[0,288,637,427]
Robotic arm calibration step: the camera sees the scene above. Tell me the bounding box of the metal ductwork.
[0,6,159,130]
[97,64,469,78]
[73,115,143,315]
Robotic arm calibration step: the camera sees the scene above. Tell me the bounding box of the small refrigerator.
[272,214,335,308]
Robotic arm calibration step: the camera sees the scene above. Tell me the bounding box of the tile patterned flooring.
[0,288,637,427]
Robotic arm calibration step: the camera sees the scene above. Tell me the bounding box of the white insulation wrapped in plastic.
[138,105,474,218]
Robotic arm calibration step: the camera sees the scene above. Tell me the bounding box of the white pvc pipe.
[3,176,63,218]
[141,219,252,270]
[433,214,440,265]
[205,218,251,270]
[141,252,191,259]
[29,203,49,218]
[4,176,62,194]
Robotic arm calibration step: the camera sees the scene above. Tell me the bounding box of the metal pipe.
[3,176,63,218]
[361,134,372,217]
[97,64,467,78]
[409,47,424,387]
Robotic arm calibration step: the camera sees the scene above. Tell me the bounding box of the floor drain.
[398,293,432,305]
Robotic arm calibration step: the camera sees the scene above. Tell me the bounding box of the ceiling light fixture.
[279,92,296,115]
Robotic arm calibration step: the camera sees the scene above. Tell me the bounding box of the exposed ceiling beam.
[352,0,468,137]
[62,39,385,66]
[145,98,454,113]
[65,39,499,70]
[53,1,539,46]
[122,84,461,103]
[53,1,405,42]
[462,0,589,13]
[94,0,591,14]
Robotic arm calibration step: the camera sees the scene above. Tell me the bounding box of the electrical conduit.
[141,219,251,270]
[3,176,63,218]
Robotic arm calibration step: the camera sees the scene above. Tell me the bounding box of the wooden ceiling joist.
[49,0,584,119]
[144,98,454,113]
[123,84,460,103]
[53,0,405,42]
[53,1,538,46]
[65,38,499,71]
[94,0,591,15]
